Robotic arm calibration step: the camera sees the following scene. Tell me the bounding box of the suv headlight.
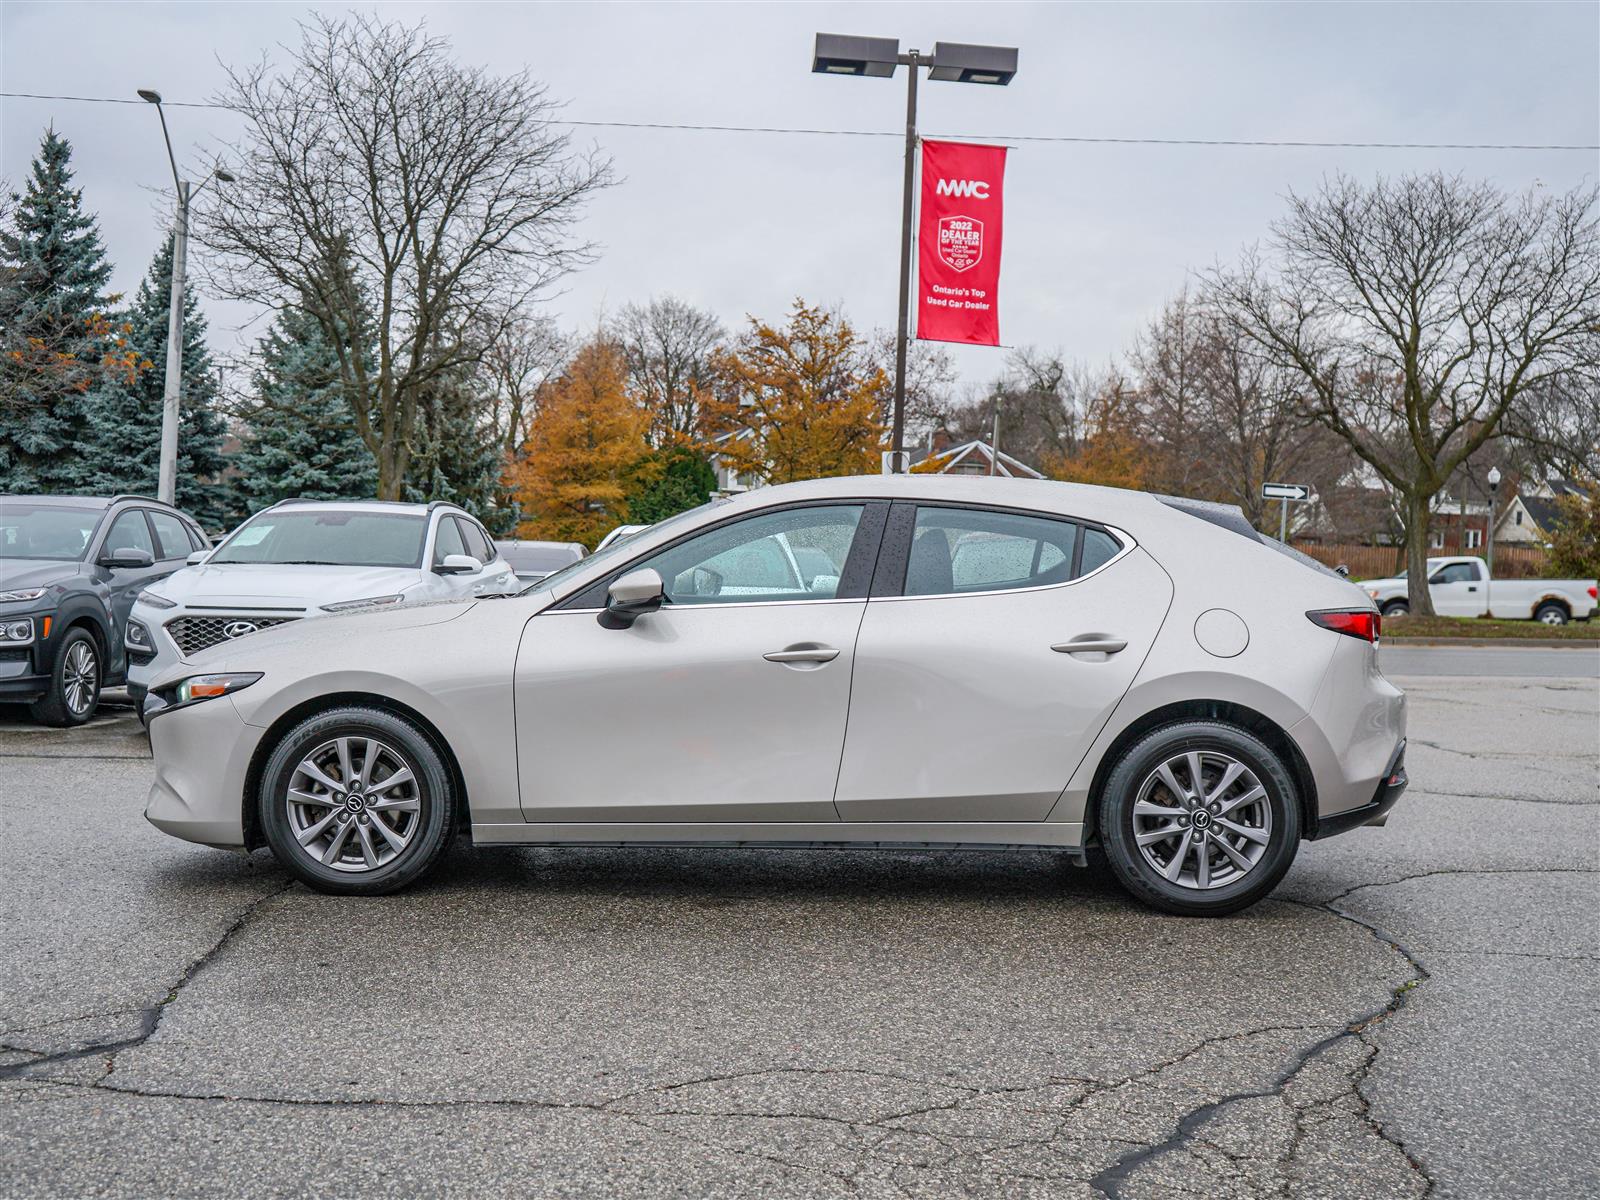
[126,620,153,651]
[0,587,47,603]
[320,594,405,613]
[173,673,263,706]
[0,619,35,644]
[137,589,178,609]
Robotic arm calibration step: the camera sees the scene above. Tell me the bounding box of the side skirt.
[470,820,1086,852]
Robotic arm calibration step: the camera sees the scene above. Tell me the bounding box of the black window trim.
[554,499,892,612]
[871,499,1134,601]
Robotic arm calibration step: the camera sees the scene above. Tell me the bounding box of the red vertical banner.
[916,139,1007,347]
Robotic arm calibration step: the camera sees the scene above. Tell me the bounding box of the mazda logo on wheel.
[223,620,259,639]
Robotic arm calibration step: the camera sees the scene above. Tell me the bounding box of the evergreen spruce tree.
[230,304,377,514]
[625,445,718,524]
[0,129,125,493]
[78,235,230,525]
[402,366,510,532]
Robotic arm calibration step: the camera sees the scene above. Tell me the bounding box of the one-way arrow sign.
[1262,482,1311,501]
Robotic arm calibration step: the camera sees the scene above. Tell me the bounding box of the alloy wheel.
[1130,749,1273,891]
[63,641,98,717]
[284,737,422,874]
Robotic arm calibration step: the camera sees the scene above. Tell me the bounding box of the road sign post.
[1262,483,1311,543]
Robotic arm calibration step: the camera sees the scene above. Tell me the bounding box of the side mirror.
[600,567,664,629]
[435,554,483,576]
[100,547,154,570]
[186,549,211,566]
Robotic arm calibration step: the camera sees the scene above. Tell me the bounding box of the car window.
[210,510,426,568]
[1430,562,1476,585]
[149,511,193,560]
[905,507,1081,597]
[459,519,494,563]
[1079,527,1122,575]
[103,510,155,558]
[635,506,864,605]
[186,523,209,552]
[432,516,468,565]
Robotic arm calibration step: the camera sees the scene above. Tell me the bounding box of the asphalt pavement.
[0,644,1594,1198]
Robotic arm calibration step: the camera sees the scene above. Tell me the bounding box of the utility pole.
[889,49,921,474]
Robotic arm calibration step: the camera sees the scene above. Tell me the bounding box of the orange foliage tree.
[513,338,654,547]
[1042,378,1153,490]
[705,300,887,484]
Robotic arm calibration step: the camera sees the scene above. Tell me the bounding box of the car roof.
[268,499,442,516]
[709,474,1168,524]
[0,493,189,512]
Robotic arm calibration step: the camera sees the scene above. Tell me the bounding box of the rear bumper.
[1312,739,1407,839]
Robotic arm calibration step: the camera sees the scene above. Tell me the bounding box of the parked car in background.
[142,476,1406,917]
[496,539,585,585]
[0,494,209,725]
[1363,556,1597,624]
[595,523,650,552]
[126,499,519,706]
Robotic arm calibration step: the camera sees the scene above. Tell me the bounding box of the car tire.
[1534,602,1569,627]
[259,706,455,896]
[29,627,101,728]
[1380,601,1409,618]
[1097,721,1301,917]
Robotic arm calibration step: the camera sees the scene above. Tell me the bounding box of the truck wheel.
[1381,601,1409,618]
[1534,602,1569,627]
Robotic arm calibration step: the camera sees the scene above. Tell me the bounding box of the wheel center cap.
[1191,809,1212,830]
[343,793,366,814]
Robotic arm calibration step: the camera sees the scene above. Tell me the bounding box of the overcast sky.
[4,1,1597,397]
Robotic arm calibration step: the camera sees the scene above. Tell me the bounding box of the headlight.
[0,619,35,644]
[320,594,406,613]
[0,587,46,603]
[126,620,153,651]
[137,589,178,609]
[173,673,263,706]
[1366,589,1381,600]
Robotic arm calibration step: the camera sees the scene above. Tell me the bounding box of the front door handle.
[764,645,841,664]
[1052,637,1128,655]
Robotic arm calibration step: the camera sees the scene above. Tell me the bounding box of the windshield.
[522,502,722,596]
[501,544,584,573]
[210,510,426,568]
[0,502,100,561]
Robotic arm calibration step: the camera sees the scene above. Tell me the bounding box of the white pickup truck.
[1363,556,1598,625]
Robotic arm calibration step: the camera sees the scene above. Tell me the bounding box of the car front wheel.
[1097,721,1301,916]
[1380,600,1409,618]
[29,627,100,727]
[259,706,456,895]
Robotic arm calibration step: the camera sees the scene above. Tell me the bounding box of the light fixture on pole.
[138,88,230,505]
[811,33,1018,472]
[1486,466,1501,616]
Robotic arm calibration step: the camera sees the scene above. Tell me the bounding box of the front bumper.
[144,692,259,849]
[1313,740,1407,839]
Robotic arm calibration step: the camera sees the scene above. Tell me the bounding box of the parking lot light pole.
[811,34,1018,472]
[137,89,232,504]
[1486,466,1501,615]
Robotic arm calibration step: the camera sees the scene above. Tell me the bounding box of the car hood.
[148,563,423,609]
[1363,576,1404,590]
[0,558,85,594]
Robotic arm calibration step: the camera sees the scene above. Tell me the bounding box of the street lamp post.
[1486,466,1502,617]
[812,34,1018,472]
[137,89,232,504]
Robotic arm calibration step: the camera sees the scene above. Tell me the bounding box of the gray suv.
[0,494,208,725]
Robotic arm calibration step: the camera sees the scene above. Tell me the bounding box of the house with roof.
[1494,475,1589,546]
[907,429,1044,479]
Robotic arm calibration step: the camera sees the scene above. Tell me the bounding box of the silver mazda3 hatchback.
[142,476,1405,916]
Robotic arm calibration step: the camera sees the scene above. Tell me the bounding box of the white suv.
[126,500,519,705]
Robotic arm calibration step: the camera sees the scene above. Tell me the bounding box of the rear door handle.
[1052,637,1128,655]
[764,645,840,664]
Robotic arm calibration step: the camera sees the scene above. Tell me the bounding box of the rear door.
[835,502,1173,822]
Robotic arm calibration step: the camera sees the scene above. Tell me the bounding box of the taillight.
[1588,586,1597,600]
[1307,609,1381,643]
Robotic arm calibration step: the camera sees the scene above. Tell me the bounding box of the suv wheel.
[30,628,100,727]
[1097,721,1301,916]
[259,706,456,896]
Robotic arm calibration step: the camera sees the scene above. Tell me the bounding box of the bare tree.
[613,296,724,445]
[480,313,566,457]
[200,14,613,498]
[1208,174,1600,613]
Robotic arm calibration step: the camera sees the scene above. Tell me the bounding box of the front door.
[1429,561,1484,616]
[514,502,885,823]
[835,503,1172,822]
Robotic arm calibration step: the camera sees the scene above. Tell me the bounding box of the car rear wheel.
[29,628,100,728]
[259,706,455,895]
[1534,602,1569,627]
[1097,721,1301,916]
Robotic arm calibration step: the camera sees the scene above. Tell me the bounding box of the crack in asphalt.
[1407,786,1598,807]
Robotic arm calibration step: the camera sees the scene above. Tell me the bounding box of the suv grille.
[166,615,300,656]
